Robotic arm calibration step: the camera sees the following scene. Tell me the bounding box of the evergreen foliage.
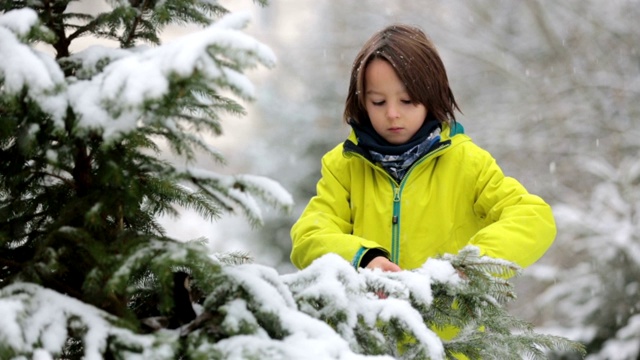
[0,1,584,359]
[0,0,288,352]
[529,156,640,359]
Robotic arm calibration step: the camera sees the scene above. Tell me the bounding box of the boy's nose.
[386,104,400,119]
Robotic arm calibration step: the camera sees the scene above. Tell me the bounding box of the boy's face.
[364,59,427,145]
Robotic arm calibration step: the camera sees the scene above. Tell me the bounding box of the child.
[290,24,555,275]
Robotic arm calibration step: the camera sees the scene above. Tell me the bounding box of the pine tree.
[0,0,289,356]
[526,156,640,359]
[0,1,584,359]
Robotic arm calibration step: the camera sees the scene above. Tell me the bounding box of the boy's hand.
[366,256,402,272]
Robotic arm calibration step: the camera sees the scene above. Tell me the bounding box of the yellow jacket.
[290,123,555,271]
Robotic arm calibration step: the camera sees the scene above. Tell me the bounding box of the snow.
[66,12,275,141]
[220,298,261,333]
[32,349,54,360]
[205,253,468,359]
[0,283,182,358]
[0,298,24,349]
[0,9,67,122]
[65,45,132,79]
[237,174,295,208]
[420,258,463,286]
[281,254,455,359]
[0,283,134,359]
[0,253,463,359]
[4,1,638,358]
[212,334,388,360]
[180,167,293,224]
[0,7,38,35]
[0,9,275,142]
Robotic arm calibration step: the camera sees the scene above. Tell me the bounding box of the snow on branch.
[0,283,175,360]
[181,166,293,226]
[0,8,38,36]
[67,11,276,141]
[531,155,640,356]
[0,9,67,121]
[0,246,581,359]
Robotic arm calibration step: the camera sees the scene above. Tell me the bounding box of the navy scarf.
[350,118,442,181]
[350,118,441,155]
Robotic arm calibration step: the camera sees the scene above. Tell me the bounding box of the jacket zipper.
[385,141,451,265]
[391,184,401,264]
[345,140,451,266]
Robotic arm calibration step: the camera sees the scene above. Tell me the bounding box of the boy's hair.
[344,24,460,125]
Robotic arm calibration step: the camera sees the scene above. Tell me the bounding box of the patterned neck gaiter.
[368,127,441,182]
[350,118,442,182]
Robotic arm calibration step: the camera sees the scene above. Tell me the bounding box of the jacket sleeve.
[290,147,387,269]
[468,147,556,268]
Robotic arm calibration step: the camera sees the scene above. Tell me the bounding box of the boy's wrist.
[359,248,389,268]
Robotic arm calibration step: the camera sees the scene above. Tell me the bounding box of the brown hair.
[344,24,460,125]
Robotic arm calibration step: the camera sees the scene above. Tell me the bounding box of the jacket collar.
[346,121,464,147]
[442,121,464,139]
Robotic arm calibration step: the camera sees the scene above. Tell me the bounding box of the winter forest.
[0,0,638,359]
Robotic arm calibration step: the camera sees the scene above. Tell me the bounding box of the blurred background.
[158,1,639,358]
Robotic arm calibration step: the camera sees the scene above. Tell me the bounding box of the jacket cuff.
[354,248,389,268]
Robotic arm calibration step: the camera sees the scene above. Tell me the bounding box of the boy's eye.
[369,99,413,106]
